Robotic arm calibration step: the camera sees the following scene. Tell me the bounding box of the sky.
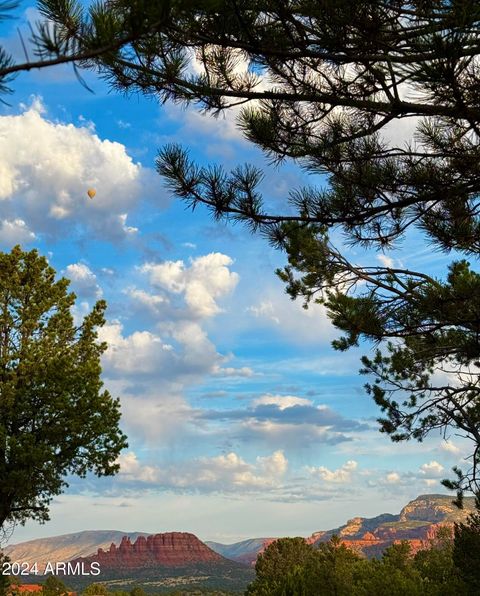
[0,3,472,546]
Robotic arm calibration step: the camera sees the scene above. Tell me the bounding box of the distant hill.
[36,533,254,594]
[3,493,476,589]
[4,530,148,572]
[310,493,476,558]
[205,538,276,566]
[206,494,477,563]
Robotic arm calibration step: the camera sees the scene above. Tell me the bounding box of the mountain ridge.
[3,494,476,568]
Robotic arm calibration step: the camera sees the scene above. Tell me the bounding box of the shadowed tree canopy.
[0,246,128,534]
[3,1,480,493]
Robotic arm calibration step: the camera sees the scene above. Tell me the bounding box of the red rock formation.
[70,532,225,571]
[320,522,455,559]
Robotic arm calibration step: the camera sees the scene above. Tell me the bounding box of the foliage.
[0,246,128,529]
[452,492,480,594]
[82,583,109,596]
[26,0,480,494]
[0,552,12,596]
[244,534,474,595]
[245,537,315,596]
[42,575,70,596]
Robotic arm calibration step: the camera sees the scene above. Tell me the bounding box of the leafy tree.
[82,583,108,596]
[245,537,315,596]
[413,526,466,595]
[31,0,480,494]
[129,589,146,596]
[246,536,363,596]
[452,492,480,594]
[0,246,128,530]
[0,552,12,596]
[42,575,70,596]
[309,535,361,595]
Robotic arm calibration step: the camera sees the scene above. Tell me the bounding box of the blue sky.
[0,4,470,545]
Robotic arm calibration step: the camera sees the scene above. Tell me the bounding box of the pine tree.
[8,1,480,492]
[453,492,480,595]
[0,246,128,530]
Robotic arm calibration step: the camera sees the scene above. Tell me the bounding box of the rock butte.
[70,532,225,570]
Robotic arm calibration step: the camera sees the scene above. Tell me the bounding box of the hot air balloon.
[87,188,96,199]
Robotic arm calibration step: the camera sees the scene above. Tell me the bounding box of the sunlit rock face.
[70,532,225,570]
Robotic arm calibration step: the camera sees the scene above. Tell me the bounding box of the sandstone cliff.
[310,494,475,558]
[206,493,476,564]
[70,532,226,570]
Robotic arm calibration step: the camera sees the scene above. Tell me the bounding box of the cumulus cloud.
[385,472,401,484]
[124,287,168,315]
[0,99,159,243]
[97,252,246,444]
[252,394,313,409]
[440,440,461,456]
[0,218,36,245]
[369,457,449,495]
[116,449,288,493]
[200,398,369,432]
[194,395,369,451]
[117,452,159,483]
[64,262,102,298]
[419,461,444,478]
[307,460,358,484]
[98,319,221,380]
[140,253,239,319]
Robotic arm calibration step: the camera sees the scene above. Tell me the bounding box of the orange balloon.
[87,188,96,199]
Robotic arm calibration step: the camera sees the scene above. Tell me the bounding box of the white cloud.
[141,253,239,319]
[98,321,176,375]
[125,287,168,314]
[212,365,255,378]
[64,262,102,298]
[419,461,444,478]
[252,394,313,410]
[307,460,358,484]
[117,452,159,483]
[0,99,159,243]
[0,218,35,245]
[115,449,288,492]
[440,440,461,456]
[385,472,401,484]
[377,254,394,267]
[423,479,440,487]
[247,301,280,324]
[98,318,223,383]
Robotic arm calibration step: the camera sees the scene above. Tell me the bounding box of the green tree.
[0,552,12,596]
[309,536,361,595]
[245,537,315,596]
[413,526,466,595]
[0,246,128,530]
[82,583,108,596]
[129,589,146,596]
[452,493,480,595]
[0,0,475,508]
[29,0,480,494]
[246,536,363,596]
[42,575,70,596]
[351,542,426,596]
